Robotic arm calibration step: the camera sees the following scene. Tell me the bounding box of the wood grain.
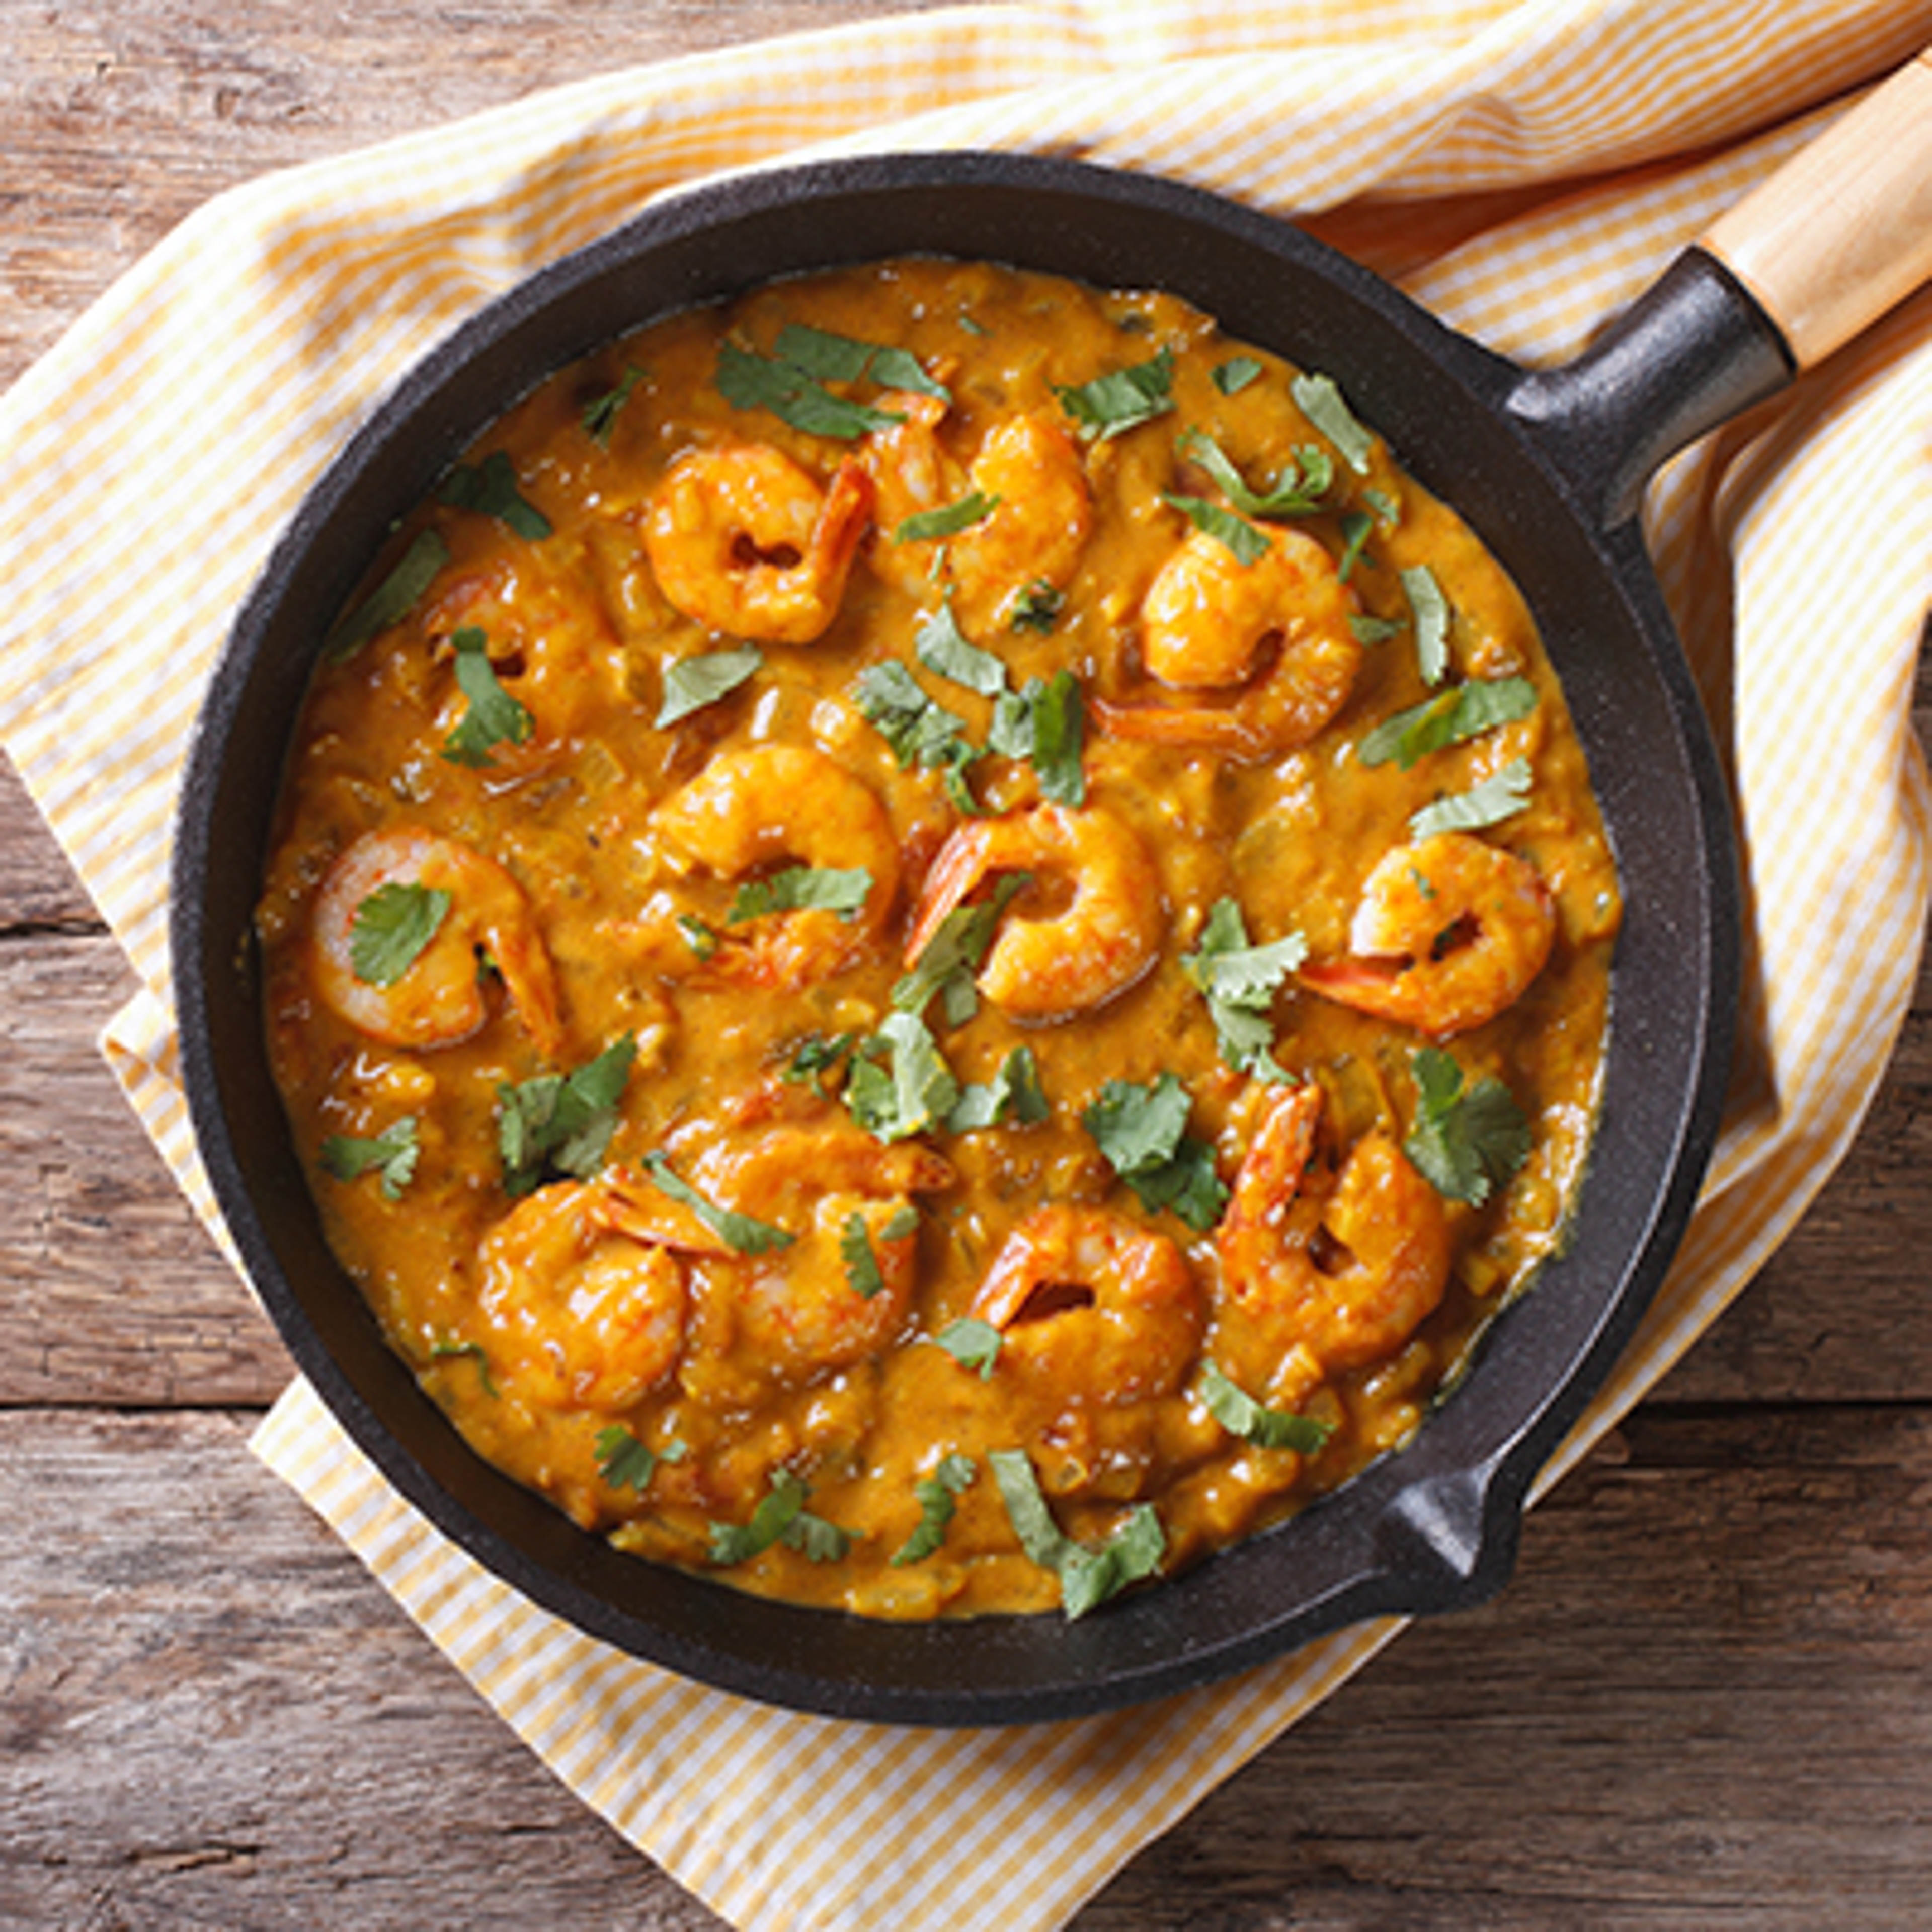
[3,4,1930,1927]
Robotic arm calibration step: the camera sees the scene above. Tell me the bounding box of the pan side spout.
[1507,250,1793,534]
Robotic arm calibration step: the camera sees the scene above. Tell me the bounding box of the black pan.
[170,54,1932,1726]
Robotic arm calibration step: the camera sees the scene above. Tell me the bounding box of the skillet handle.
[1703,48,1932,370]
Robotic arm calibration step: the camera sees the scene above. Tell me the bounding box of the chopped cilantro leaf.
[436,449,553,541]
[1083,1073,1229,1233]
[429,1337,498,1398]
[1401,564,1452,685]
[840,1204,918,1300]
[1054,346,1175,442]
[987,669,1085,806]
[988,1447,1165,1618]
[891,1452,977,1566]
[1405,1046,1533,1206]
[348,881,450,987]
[892,872,1032,1026]
[780,1030,858,1088]
[326,528,449,662]
[915,599,1009,696]
[728,865,873,924]
[441,627,534,767]
[896,490,1000,545]
[657,645,763,727]
[1181,898,1305,1082]
[1291,371,1375,474]
[1199,1361,1332,1452]
[1356,676,1538,771]
[1177,427,1332,517]
[852,659,983,811]
[1337,509,1375,582]
[932,1317,1002,1380]
[319,1117,420,1199]
[844,1012,962,1144]
[594,1424,685,1493]
[1410,757,1533,840]
[641,1151,794,1254]
[1009,580,1064,633]
[708,1469,851,1566]
[497,1034,637,1197]
[947,1046,1050,1132]
[1212,355,1264,396]
[716,339,906,439]
[581,363,646,446]
[677,913,721,961]
[1164,492,1268,565]
[773,322,948,402]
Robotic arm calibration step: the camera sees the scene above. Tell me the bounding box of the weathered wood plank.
[6,1405,1932,1930]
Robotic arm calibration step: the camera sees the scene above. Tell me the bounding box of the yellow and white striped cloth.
[5,2,1930,1925]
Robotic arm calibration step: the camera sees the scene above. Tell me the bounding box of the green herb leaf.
[429,1337,498,1398]
[932,1317,1002,1380]
[441,626,535,768]
[1198,1360,1333,1452]
[1009,580,1065,634]
[1054,346,1175,442]
[1357,676,1538,771]
[497,1034,637,1197]
[1405,1045,1533,1206]
[915,598,1010,696]
[708,1468,851,1566]
[641,1150,795,1254]
[1164,492,1269,565]
[728,865,874,924]
[657,645,763,727]
[1350,612,1406,645]
[1212,355,1264,396]
[677,914,721,961]
[1401,564,1452,685]
[1177,428,1332,518]
[1291,371,1375,474]
[1083,1073,1230,1233]
[780,1030,858,1088]
[582,364,646,446]
[349,882,451,988]
[594,1424,686,1492]
[326,528,450,662]
[1181,897,1305,1082]
[1337,509,1375,582]
[844,1011,962,1144]
[892,872,1032,1026]
[895,489,1000,545]
[947,1046,1050,1132]
[987,669,1085,806]
[436,449,553,540]
[1410,757,1534,840]
[716,338,908,439]
[852,659,983,810]
[988,1448,1165,1618]
[840,1204,918,1300]
[319,1117,421,1199]
[773,322,948,401]
[891,1452,977,1566]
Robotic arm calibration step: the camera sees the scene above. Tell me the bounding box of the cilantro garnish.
[429,1337,498,1398]
[1198,1360,1332,1452]
[677,914,721,962]
[728,865,874,924]
[852,660,983,813]
[1356,676,1538,771]
[641,1151,794,1255]
[773,322,948,401]
[708,1468,851,1566]
[891,1452,977,1566]
[348,881,450,987]
[780,1030,859,1088]
[594,1424,686,1493]
[436,450,553,541]
[844,1012,962,1144]
[1164,493,1268,565]
[987,669,1085,807]
[1211,355,1264,396]
[1082,1073,1230,1233]
[1405,1046,1533,1206]
[582,364,646,446]
[325,528,450,663]
[657,645,763,727]
[1337,509,1375,582]
[947,1046,1050,1132]
[891,873,1032,1027]
[840,1204,919,1300]
[896,490,1000,545]
[1054,346,1175,442]
[1009,580,1065,634]
[1291,371,1375,474]
[932,1317,1002,1380]
[1401,564,1451,685]
[1180,898,1305,1082]
[915,598,1009,696]
[988,1448,1165,1618]
[1410,758,1533,841]
[319,1117,421,1199]
[441,627,534,768]
[1177,427,1333,518]
[716,325,940,441]
[497,1034,637,1198]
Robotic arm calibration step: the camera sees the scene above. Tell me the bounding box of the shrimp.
[1093,524,1361,760]
[862,391,959,596]
[311,827,565,1057]
[945,413,1093,639]
[643,444,874,645]
[647,745,901,989]
[973,1205,1205,1405]
[475,1174,705,1411]
[1217,1083,1451,1376]
[905,802,1163,1020]
[687,1124,956,1383]
[1300,832,1556,1038]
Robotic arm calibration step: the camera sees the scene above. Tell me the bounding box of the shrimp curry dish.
[258,258,1621,1622]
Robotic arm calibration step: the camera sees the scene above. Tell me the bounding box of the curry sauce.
[257,258,1620,1620]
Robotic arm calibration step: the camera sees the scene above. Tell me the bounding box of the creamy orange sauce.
[258,259,1620,1621]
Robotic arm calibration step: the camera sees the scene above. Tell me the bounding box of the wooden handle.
[1703,48,1932,370]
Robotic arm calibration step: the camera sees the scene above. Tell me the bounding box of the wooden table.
[6,5,1930,1924]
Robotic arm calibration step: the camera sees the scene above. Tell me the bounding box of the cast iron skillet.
[171,54,1932,1726]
